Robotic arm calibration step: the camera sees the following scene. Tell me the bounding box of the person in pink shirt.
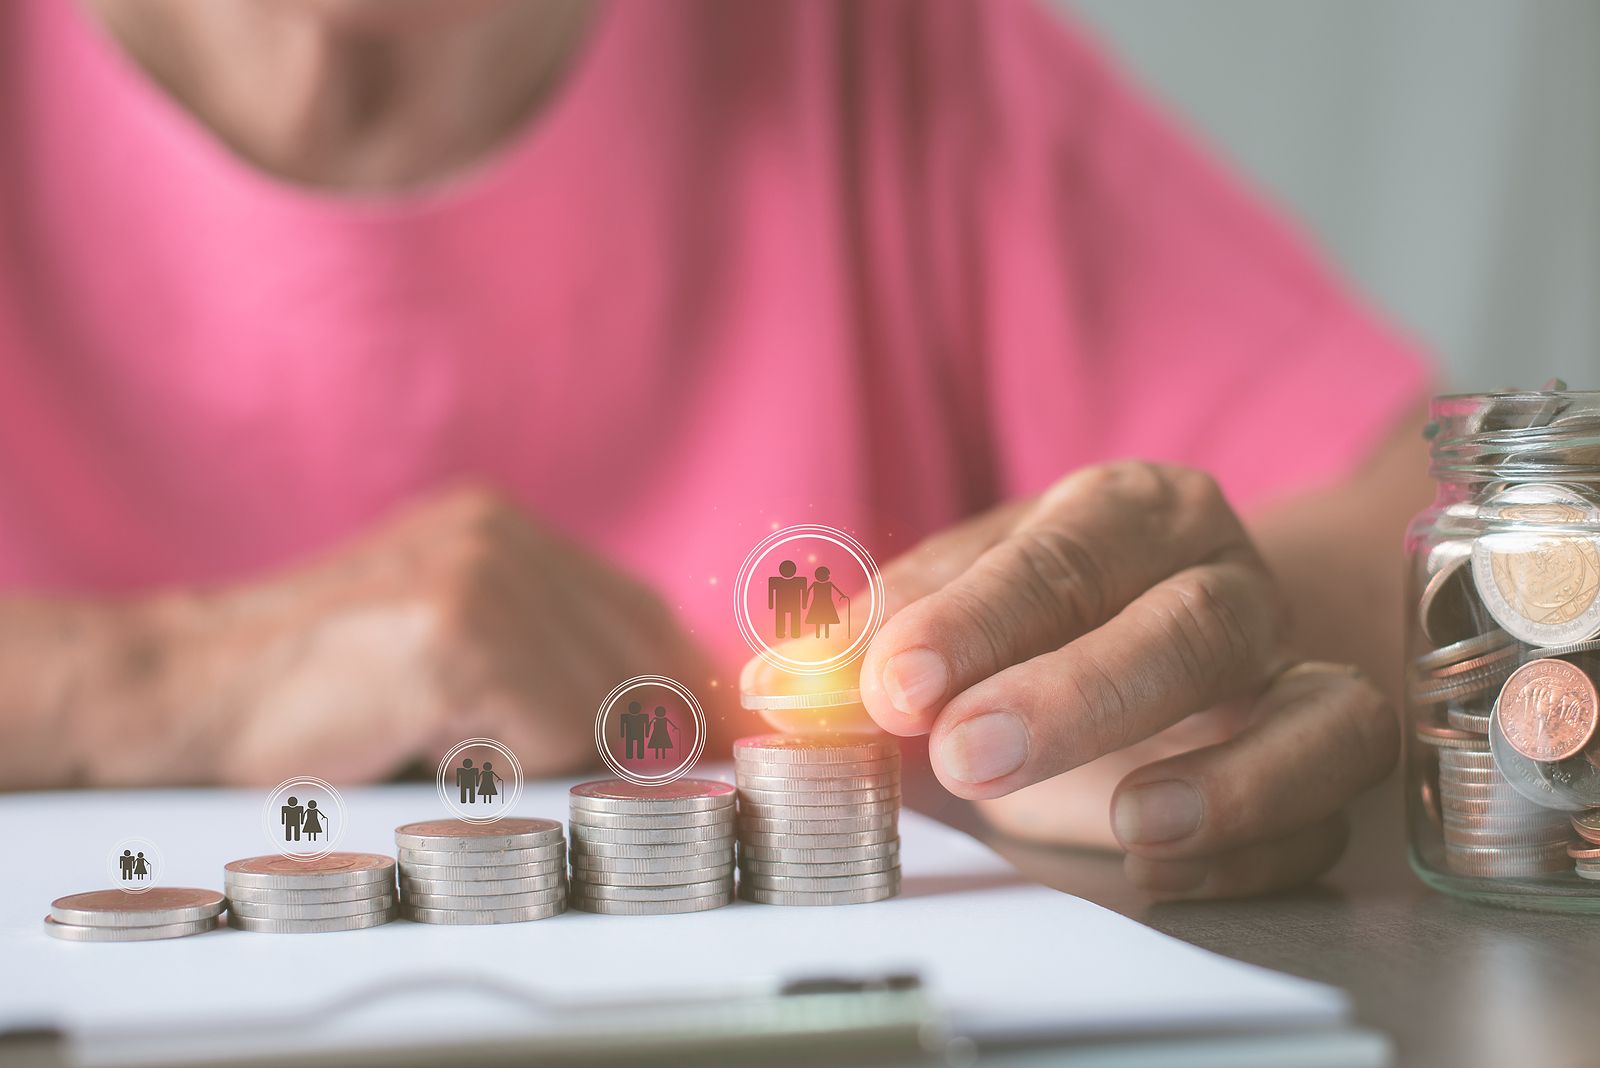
[0,0,1433,898]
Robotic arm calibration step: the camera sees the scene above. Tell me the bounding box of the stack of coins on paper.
[567,780,736,915]
[224,853,397,933]
[734,733,902,905]
[395,818,567,924]
[45,887,225,942]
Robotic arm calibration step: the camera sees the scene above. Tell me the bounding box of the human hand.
[94,486,709,786]
[857,462,1397,899]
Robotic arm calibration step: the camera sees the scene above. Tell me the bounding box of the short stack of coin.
[45,887,224,942]
[1417,724,1572,877]
[567,780,735,915]
[224,853,396,933]
[396,818,567,924]
[735,733,901,906]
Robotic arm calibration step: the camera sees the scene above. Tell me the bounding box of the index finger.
[860,462,1254,736]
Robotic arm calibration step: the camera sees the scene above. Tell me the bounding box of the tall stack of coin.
[567,780,735,915]
[224,853,396,933]
[395,818,566,924]
[45,888,224,942]
[734,733,901,906]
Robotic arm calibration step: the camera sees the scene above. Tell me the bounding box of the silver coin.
[568,779,737,814]
[1575,866,1600,881]
[50,888,225,928]
[1439,749,1500,766]
[1442,826,1572,847]
[737,841,901,864]
[401,872,566,896]
[569,865,732,887]
[227,907,397,934]
[1440,799,1563,819]
[569,892,731,915]
[397,844,566,867]
[738,829,901,849]
[1437,770,1519,788]
[569,851,735,874]
[403,887,566,910]
[737,856,900,878]
[44,915,219,942]
[1472,503,1600,647]
[402,901,564,925]
[568,839,736,859]
[733,735,900,764]
[1445,855,1572,878]
[224,881,395,906]
[1444,840,1574,860]
[738,880,900,907]
[739,688,865,711]
[734,757,900,781]
[572,877,733,901]
[1447,708,1494,733]
[223,853,395,890]
[1490,710,1600,811]
[398,860,566,882]
[567,808,736,830]
[393,818,565,853]
[737,869,901,893]
[1413,724,1492,752]
[568,825,737,846]
[226,894,396,921]
[739,813,898,835]
[736,778,902,798]
[738,799,900,821]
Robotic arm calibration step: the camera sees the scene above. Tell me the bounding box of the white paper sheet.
[0,779,1347,1062]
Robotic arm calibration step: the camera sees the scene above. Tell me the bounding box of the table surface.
[905,767,1599,1068]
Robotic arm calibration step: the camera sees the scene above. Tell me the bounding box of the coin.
[1442,826,1570,847]
[1473,519,1600,648]
[740,688,865,711]
[1495,658,1600,761]
[739,813,897,835]
[737,841,902,864]
[738,856,899,878]
[737,829,900,849]
[44,915,220,942]
[224,853,395,890]
[734,758,901,781]
[396,845,566,867]
[569,893,730,915]
[1419,553,1481,646]
[567,808,736,830]
[1491,709,1600,810]
[1413,630,1517,676]
[1414,724,1492,751]
[50,887,225,928]
[227,907,397,934]
[572,878,733,901]
[738,881,900,906]
[1569,843,1600,860]
[737,799,900,821]
[398,861,566,881]
[736,783,902,803]
[402,887,566,910]
[568,839,735,859]
[568,864,731,886]
[569,851,734,874]
[225,881,396,906]
[401,871,566,895]
[402,901,565,925]
[568,825,736,846]
[393,818,565,853]
[733,734,899,763]
[1571,810,1600,844]
[1447,707,1494,733]
[737,870,901,893]
[568,779,737,814]
[226,895,396,921]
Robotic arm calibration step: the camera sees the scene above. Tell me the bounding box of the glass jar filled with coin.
[1406,388,1600,909]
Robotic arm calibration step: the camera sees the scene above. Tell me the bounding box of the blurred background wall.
[1052,0,1600,390]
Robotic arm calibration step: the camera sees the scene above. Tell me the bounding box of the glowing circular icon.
[595,675,707,787]
[105,836,164,895]
[436,738,524,823]
[735,524,886,676]
[261,777,347,861]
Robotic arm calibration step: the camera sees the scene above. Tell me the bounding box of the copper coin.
[1572,811,1600,844]
[1568,843,1600,860]
[1496,659,1600,761]
[1414,724,1493,751]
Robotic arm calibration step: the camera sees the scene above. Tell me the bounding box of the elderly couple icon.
[618,701,680,761]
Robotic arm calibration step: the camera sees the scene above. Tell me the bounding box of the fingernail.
[1112,781,1204,846]
[938,712,1028,784]
[883,648,949,716]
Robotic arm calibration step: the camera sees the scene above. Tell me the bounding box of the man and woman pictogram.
[118,849,150,881]
[618,701,681,761]
[454,758,506,804]
[768,559,850,641]
[279,796,331,842]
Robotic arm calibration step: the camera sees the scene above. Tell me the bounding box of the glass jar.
[1406,389,1600,910]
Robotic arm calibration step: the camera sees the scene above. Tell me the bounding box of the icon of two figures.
[279,797,330,842]
[620,702,680,761]
[118,850,150,881]
[768,560,850,641]
[455,759,505,805]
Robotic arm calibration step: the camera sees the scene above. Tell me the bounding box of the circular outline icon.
[436,738,525,823]
[594,675,707,787]
[260,776,347,861]
[106,836,164,895]
[734,524,886,676]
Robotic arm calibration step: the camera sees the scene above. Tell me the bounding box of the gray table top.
[906,766,1600,1068]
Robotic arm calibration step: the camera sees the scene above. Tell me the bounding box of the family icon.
[117,849,150,881]
[618,701,681,761]
[768,560,850,641]
[279,797,330,842]
[454,758,505,804]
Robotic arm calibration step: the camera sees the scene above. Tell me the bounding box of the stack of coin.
[735,733,901,906]
[45,887,224,942]
[567,780,735,915]
[224,853,396,933]
[396,818,566,924]
[1417,723,1572,877]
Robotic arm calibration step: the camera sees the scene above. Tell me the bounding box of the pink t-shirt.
[0,0,1429,667]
